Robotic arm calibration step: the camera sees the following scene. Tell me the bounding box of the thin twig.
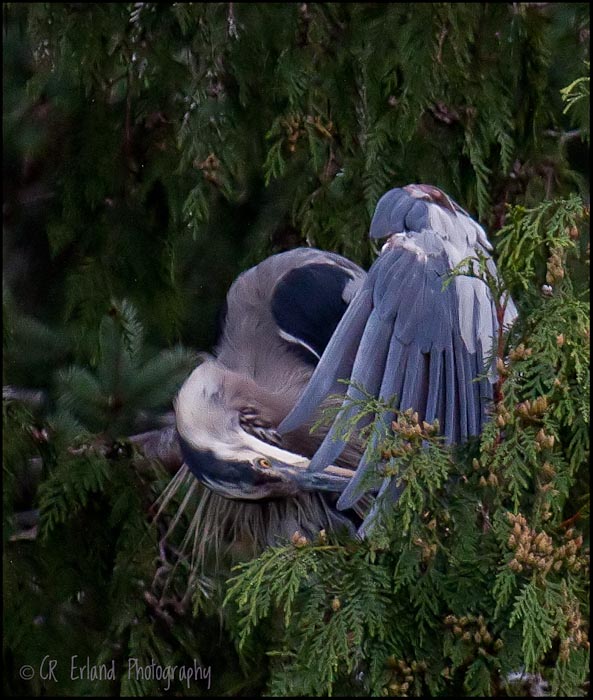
[544,129,583,144]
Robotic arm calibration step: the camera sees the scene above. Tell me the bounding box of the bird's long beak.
[298,465,354,493]
[269,459,354,494]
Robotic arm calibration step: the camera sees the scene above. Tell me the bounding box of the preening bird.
[172,247,368,545]
[173,184,517,543]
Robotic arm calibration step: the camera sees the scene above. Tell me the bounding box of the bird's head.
[175,360,353,501]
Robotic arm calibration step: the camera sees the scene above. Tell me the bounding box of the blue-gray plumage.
[174,184,516,538]
[175,247,366,517]
[279,184,517,512]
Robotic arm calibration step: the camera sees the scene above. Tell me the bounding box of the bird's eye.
[258,458,272,468]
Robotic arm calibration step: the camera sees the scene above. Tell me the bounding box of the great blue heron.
[172,184,517,546]
[167,248,368,552]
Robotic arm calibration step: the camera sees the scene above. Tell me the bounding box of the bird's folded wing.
[279,231,496,509]
[270,257,365,363]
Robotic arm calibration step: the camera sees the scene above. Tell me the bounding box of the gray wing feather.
[454,336,469,441]
[425,349,444,424]
[302,310,394,471]
[444,347,458,443]
[336,336,411,508]
[380,334,407,400]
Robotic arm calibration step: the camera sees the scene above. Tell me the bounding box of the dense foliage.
[3,3,589,697]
